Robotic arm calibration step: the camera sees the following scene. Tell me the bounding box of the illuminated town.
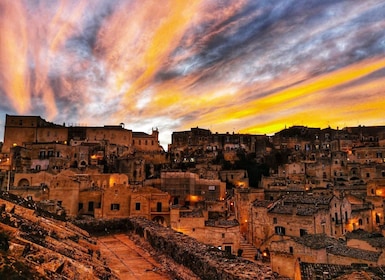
[1,114,385,279]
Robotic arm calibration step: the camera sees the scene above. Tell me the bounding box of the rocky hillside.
[0,191,117,280]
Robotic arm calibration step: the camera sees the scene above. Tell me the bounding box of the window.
[85,202,93,212]
[110,204,120,211]
[135,202,141,211]
[78,203,83,211]
[358,219,363,226]
[273,217,277,224]
[222,233,225,238]
[300,229,307,237]
[275,226,286,235]
[376,214,380,224]
[289,246,293,254]
[39,151,46,159]
[157,202,162,212]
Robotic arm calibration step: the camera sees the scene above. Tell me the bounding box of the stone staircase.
[239,239,258,260]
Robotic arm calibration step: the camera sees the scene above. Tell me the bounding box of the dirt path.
[98,234,171,280]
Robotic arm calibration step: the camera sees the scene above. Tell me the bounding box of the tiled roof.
[292,234,381,262]
[327,243,381,262]
[345,229,385,249]
[252,200,273,208]
[282,193,333,205]
[300,263,385,280]
[292,234,335,249]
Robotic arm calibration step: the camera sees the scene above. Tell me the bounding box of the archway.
[152,216,165,225]
[18,178,30,187]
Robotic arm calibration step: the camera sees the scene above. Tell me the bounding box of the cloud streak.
[1,0,385,147]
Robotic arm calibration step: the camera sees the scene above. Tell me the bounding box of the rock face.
[75,217,283,280]
[0,191,117,280]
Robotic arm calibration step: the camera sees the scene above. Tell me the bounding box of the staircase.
[239,239,258,260]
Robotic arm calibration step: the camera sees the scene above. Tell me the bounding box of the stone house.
[349,146,385,165]
[160,171,226,206]
[270,233,384,279]
[250,193,353,250]
[345,229,385,260]
[219,170,249,188]
[132,129,163,152]
[128,186,170,223]
[170,207,240,255]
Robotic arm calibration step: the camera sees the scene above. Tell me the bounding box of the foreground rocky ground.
[0,191,117,279]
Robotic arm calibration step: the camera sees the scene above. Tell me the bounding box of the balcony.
[150,207,170,214]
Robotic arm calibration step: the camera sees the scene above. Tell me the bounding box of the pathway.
[98,234,171,280]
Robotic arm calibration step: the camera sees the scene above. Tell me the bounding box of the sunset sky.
[1,0,385,147]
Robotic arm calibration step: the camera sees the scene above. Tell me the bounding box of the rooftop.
[300,262,385,280]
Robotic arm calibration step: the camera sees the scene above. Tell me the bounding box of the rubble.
[0,192,117,279]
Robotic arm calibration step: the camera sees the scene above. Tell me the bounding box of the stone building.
[269,233,384,279]
[219,169,249,188]
[132,129,162,152]
[233,187,264,235]
[250,193,353,250]
[160,171,226,206]
[345,229,385,255]
[169,127,269,163]
[169,206,241,255]
[2,115,68,153]
[1,115,164,172]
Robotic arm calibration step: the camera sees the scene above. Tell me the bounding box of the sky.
[1,0,385,148]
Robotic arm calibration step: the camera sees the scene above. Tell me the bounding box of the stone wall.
[75,217,282,280]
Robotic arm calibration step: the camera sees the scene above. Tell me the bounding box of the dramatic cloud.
[1,0,385,147]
